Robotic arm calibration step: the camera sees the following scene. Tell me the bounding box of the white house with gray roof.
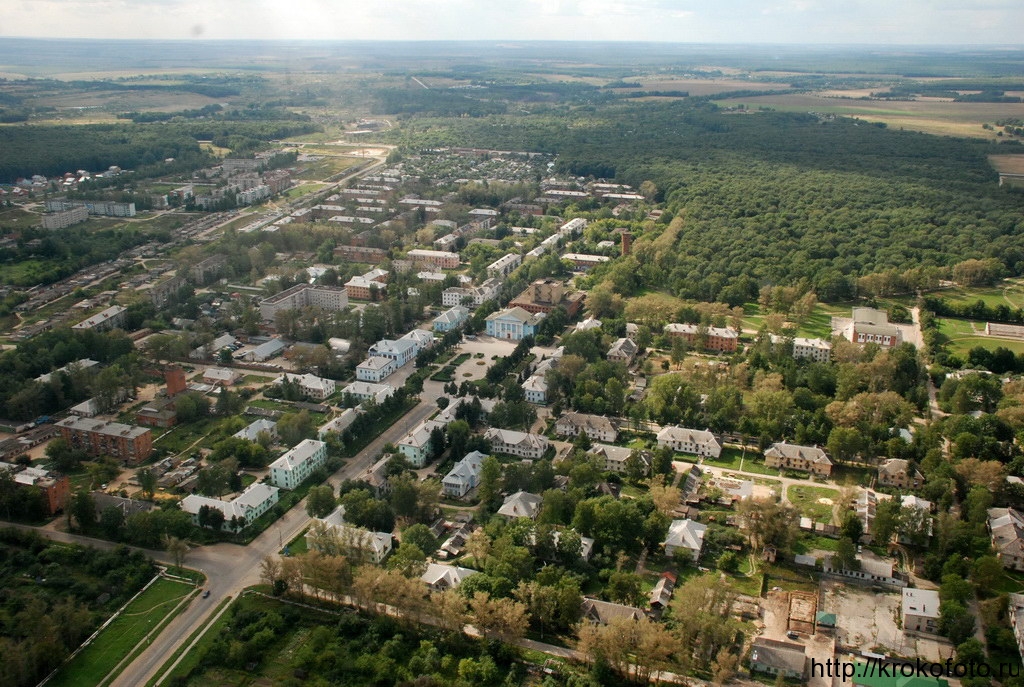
[269,439,327,489]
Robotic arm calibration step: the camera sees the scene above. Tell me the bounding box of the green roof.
[853,663,949,687]
[816,611,837,626]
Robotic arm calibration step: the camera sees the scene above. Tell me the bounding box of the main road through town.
[4,398,438,687]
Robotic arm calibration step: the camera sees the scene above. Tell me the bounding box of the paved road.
[4,398,438,687]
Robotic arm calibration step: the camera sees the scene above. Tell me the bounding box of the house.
[485,307,546,341]
[580,598,645,625]
[356,356,398,383]
[497,491,543,520]
[576,316,602,332]
[318,408,362,440]
[989,507,1024,571]
[607,337,639,365]
[763,442,832,476]
[823,550,908,588]
[341,381,394,406]
[664,518,708,562]
[274,373,337,400]
[663,323,738,353]
[555,412,618,443]
[433,305,469,333]
[649,572,676,610]
[878,458,924,490]
[234,418,277,443]
[56,417,153,465]
[749,638,807,679]
[902,588,940,634]
[442,450,487,498]
[269,439,327,489]
[484,428,549,459]
[421,563,478,592]
[588,444,651,476]
[657,426,722,458]
[180,482,280,532]
[398,420,446,468]
[203,367,241,386]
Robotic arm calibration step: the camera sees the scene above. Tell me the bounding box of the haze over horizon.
[2,0,1023,46]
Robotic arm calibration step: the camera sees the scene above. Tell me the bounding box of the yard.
[786,484,840,522]
[49,577,195,687]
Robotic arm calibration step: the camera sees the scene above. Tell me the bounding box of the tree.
[45,438,86,473]
[137,468,157,499]
[467,591,529,641]
[306,485,336,518]
[834,537,859,571]
[277,410,314,446]
[736,498,798,556]
[840,512,864,543]
[649,482,681,516]
[68,491,96,532]
[163,534,188,569]
[386,542,427,578]
[401,523,437,555]
[606,571,644,607]
[478,456,502,511]
[198,504,226,531]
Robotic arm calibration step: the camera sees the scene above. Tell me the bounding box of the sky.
[2,0,1023,44]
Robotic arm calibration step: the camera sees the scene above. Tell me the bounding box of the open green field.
[935,317,1024,355]
[0,204,42,230]
[49,577,195,687]
[787,484,839,522]
[934,282,1024,310]
[703,447,780,476]
[293,155,366,181]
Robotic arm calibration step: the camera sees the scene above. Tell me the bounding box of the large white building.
[341,381,394,406]
[274,373,337,400]
[664,518,707,562]
[269,439,328,489]
[657,427,722,458]
[234,418,277,443]
[356,356,398,383]
[484,428,549,459]
[180,482,280,532]
[442,450,487,498]
[312,506,393,564]
[259,284,349,322]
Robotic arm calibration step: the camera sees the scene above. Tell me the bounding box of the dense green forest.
[388,101,1024,301]
[0,528,155,687]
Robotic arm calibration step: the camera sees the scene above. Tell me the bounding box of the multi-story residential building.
[588,444,651,476]
[555,412,619,443]
[180,482,279,531]
[487,253,522,278]
[989,507,1024,571]
[663,323,739,353]
[607,337,639,364]
[510,279,585,318]
[763,442,833,476]
[45,199,136,217]
[42,206,89,229]
[357,356,398,383]
[484,428,549,459]
[877,458,924,490]
[269,439,328,489]
[406,249,460,270]
[442,450,487,498]
[149,274,186,308]
[368,338,418,368]
[274,372,337,400]
[340,381,394,406]
[664,518,708,561]
[318,408,362,440]
[902,588,941,634]
[0,464,70,515]
[56,417,153,465]
[793,337,833,363]
[562,253,611,271]
[656,426,722,458]
[234,418,277,443]
[334,245,387,263]
[312,506,393,564]
[398,420,446,468]
[433,305,469,332]
[259,284,349,322]
[485,307,545,341]
[72,305,127,332]
[498,491,544,520]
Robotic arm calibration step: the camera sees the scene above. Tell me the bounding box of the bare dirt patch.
[990,155,1024,175]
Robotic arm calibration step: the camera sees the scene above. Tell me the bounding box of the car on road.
[202,590,211,599]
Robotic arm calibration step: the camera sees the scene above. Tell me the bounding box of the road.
[4,397,438,687]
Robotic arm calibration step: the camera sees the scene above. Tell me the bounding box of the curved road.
[4,399,437,687]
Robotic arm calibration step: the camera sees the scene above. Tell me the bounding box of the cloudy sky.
[2,0,1022,44]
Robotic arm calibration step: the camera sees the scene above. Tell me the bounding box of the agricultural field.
[49,577,196,687]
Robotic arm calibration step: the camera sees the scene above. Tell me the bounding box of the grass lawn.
[934,283,1024,311]
[787,484,840,522]
[949,335,1024,356]
[704,447,780,477]
[283,182,324,200]
[49,577,195,687]
[285,527,309,556]
[992,570,1024,595]
[793,534,840,555]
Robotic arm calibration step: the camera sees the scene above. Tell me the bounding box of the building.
[334,245,387,263]
[749,638,807,679]
[497,490,543,520]
[522,371,550,405]
[259,284,349,322]
[344,275,386,301]
[902,588,941,634]
[235,418,277,443]
[485,307,546,341]
[318,408,362,440]
[406,249,460,270]
[562,253,611,271]
[190,255,228,284]
[878,458,924,490]
[42,206,90,229]
[763,442,833,476]
[588,444,650,476]
[269,439,327,489]
[989,507,1024,571]
[44,199,135,217]
[180,482,279,531]
[311,506,392,564]
[851,663,948,687]
[664,518,707,562]
[203,367,241,386]
[421,563,478,592]
[487,253,522,278]
[245,338,287,362]
[356,356,398,383]
[0,464,70,515]
[555,412,618,443]
[274,373,337,400]
[649,573,676,611]
[657,426,722,458]
[663,323,739,353]
[823,550,908,588]
[398,420,446,468]
[484,428,549,459]
[607,337,638,365]
[576,317,602,332]
[433,305,469,333]
[441,278,501,308]
[341,381,394,406]
[72,305,127,332]
[793,337,832,363]
[580,598,645,625]
[136,397,177,428]
[56,417,153,465]
[510,279,585,318]
[844,308,903,348]
[442,450,487,498]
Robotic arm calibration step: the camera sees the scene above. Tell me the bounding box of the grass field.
[787,484,840,522]
[702,447,780,476]
[49,577,195,687]
[934,317,1024,355]
[936,283,1024,310]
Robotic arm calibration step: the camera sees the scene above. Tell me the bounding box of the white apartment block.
[269,439,328,489]
[656,426,722,458]
[260,284,349,322]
